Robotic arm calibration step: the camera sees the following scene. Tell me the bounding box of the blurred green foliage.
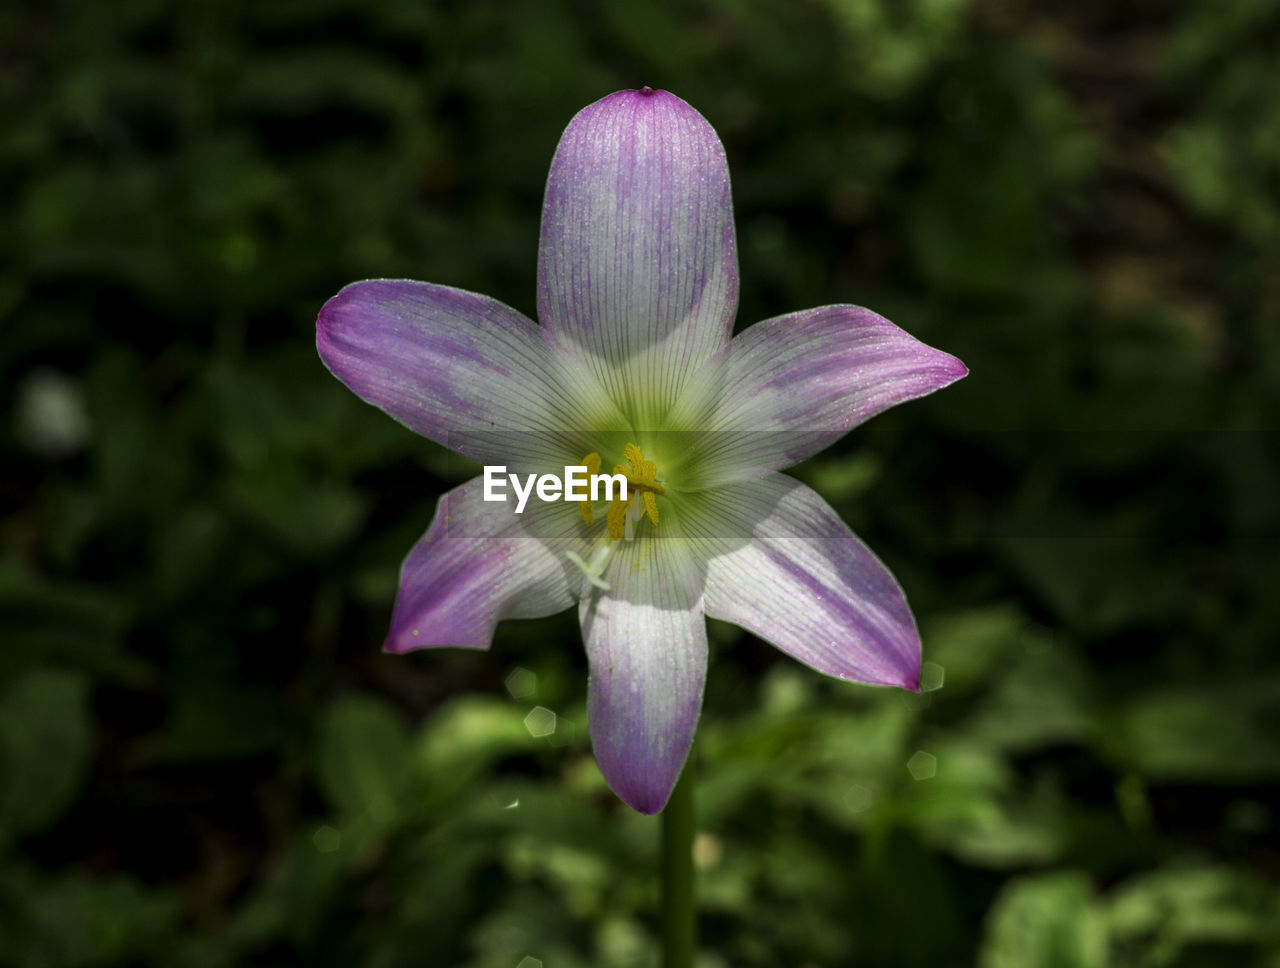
[2,0,1279,965]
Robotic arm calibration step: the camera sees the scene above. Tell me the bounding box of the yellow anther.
[607,497,630,540]
[642,490,659,526]
[578,452,601,524]
[623,443,661,491]
[607,442,665,539]
[578,443,664,541]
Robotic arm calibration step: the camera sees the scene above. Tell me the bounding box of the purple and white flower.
[317,88,966,814]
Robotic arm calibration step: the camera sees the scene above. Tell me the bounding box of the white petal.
[668,305,966,484]
[682,474,921,689]
[318,279,624,466]
[538,89,738,425]
[386,477,582,652]
[579,535,707,813]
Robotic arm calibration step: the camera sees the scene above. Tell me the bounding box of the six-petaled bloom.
[316,88,967,814]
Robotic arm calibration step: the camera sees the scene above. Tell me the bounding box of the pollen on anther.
[600,442,665,540]
[607,498,629,541]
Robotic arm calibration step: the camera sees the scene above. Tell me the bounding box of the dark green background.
[2,0,1278,965]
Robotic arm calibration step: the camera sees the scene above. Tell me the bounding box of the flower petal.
[538,89,738,425]
[669,305,967,484]
[684,474,920,689]
[579,536,707,813]
[317,279,621,465]
[386,476,581,653]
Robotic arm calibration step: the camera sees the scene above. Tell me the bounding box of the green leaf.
[1104,678,1280,782]
[960,635,1096,753]
[413,695,543,807]
[1109,865,1274,953]
[904,739,1067,868]
[0,668,92,843]
[0,863,179,968]
[316,694,412,825]
[0,562,131,683]
[921,606,1027,697]
[979,871,1106,968]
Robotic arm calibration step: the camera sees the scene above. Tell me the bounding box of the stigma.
[577,442,664,540]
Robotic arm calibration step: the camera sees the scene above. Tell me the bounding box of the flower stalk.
[661,756,696,968]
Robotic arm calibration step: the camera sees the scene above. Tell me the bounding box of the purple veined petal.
[538,89,739,425]
[386,477,583,653]
[682,473,921,690]
[579,535,707,813]
[668,305,967,485]
[317,280,623,465]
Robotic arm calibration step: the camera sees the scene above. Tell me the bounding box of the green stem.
[661,755,696,968]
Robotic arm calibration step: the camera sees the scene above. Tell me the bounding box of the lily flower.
[317,88,966,814]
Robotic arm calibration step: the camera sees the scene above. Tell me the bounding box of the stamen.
[642,490,659,526]
[607,496,630,540]
[579,442,665,542]
[624,443,644,472]
[606,442,664,540]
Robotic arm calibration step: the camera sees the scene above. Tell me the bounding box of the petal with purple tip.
[579,536,707,813]
[669,305,967,484]
[685,474,921,690]
[317,279,620,465]
[386,477,581,653]
[538,89,738,423]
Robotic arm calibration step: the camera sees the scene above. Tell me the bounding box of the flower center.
[578,442,665,540]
